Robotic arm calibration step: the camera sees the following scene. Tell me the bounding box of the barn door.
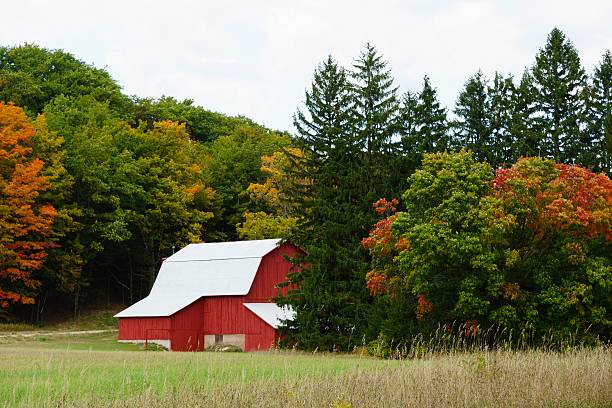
[171,329,204,351]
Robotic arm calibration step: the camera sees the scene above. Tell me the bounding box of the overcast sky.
[1,0,610,132]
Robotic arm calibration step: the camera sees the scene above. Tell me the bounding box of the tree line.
[0,28,610,349]
[0,44,290,321]
[277,28,611,349]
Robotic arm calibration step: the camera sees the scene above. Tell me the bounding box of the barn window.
[214,334,223,344]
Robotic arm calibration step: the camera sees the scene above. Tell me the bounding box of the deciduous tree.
[0,103,57,314]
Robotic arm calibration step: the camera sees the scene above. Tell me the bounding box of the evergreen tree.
[587,50,612,173]
[453,71,491,162]
[281,56,371,350]
[397,91,421,169]
[510,70,539,158]
[351,43,406,204]
[531,28,588,164]
[352,43,399,156]
[293,56,356,161]
[487,73,516,167]
[408,76,449,153]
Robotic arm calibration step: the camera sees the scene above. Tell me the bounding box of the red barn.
[114,239,299,351]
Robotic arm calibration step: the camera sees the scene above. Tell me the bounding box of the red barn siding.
[117,242,303,352]
[201,296,278,350]
[172,299,204,330]
[245,243,300,301]
[118,317,170,340]
[245,324,277,351]
[202,296,262,334]
[170,299,205,351]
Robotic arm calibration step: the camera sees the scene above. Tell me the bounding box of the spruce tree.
[587,50,612,173]
[531,28,588,164]
[281,56,371,350]
[510,70,540,158]
[487,73,516,167]
[351,43,400,156]
[453,71,491,162]
[397,91,421,168]
[351,43,405,204]
[409,76,449,153]
[293,56,357,161]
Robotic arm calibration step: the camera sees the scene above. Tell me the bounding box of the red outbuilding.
[114,239,299,351]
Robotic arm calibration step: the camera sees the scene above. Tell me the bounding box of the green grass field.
[0,329,610,408]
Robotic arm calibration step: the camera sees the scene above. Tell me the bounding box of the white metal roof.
[243,303,295,328]
[115,239,282,318]
[164,239,281,262]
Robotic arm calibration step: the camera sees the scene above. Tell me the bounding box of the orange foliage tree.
[0,103,56,311]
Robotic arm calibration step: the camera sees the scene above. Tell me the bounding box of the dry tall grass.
[115,349,612,408]
[4,347,610,408]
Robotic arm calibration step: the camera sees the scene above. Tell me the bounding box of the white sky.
[1,0,610,132]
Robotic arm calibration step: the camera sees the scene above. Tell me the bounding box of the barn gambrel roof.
[114,239,284,318]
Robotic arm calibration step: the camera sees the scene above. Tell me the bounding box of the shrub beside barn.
[115,239,299,351]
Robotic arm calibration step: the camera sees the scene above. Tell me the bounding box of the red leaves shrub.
[365,271,388,296]
[493,158,612,242]
[416,294,433,320]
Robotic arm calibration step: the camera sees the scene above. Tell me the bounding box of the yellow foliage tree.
[238,147,309,239]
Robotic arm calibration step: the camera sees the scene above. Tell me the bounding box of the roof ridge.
[165,256,263,263]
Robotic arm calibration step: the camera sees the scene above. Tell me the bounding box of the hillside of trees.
[0,29,610,347]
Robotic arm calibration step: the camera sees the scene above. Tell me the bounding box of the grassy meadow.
[0,328,610,408]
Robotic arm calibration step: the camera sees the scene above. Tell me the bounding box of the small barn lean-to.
[115,239,299,351]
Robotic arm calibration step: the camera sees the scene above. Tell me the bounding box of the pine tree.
[453,71,491,162]
[531,28,588,164]
[587,50,612,173]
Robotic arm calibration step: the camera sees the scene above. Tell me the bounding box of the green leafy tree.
[206,125,291,241]
[237,212,299,240]
[238,148,308,240]
[44,96,216,309]
[0,44,128,115]
[393,152,494,324]
[363,152,612,344]
[29,115,83,322]
[131,96,260,143]
[114,120,216,291]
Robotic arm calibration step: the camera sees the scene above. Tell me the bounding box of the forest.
[0,28,610,351]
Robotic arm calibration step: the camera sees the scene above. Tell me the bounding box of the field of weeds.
[0,334,610,408]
